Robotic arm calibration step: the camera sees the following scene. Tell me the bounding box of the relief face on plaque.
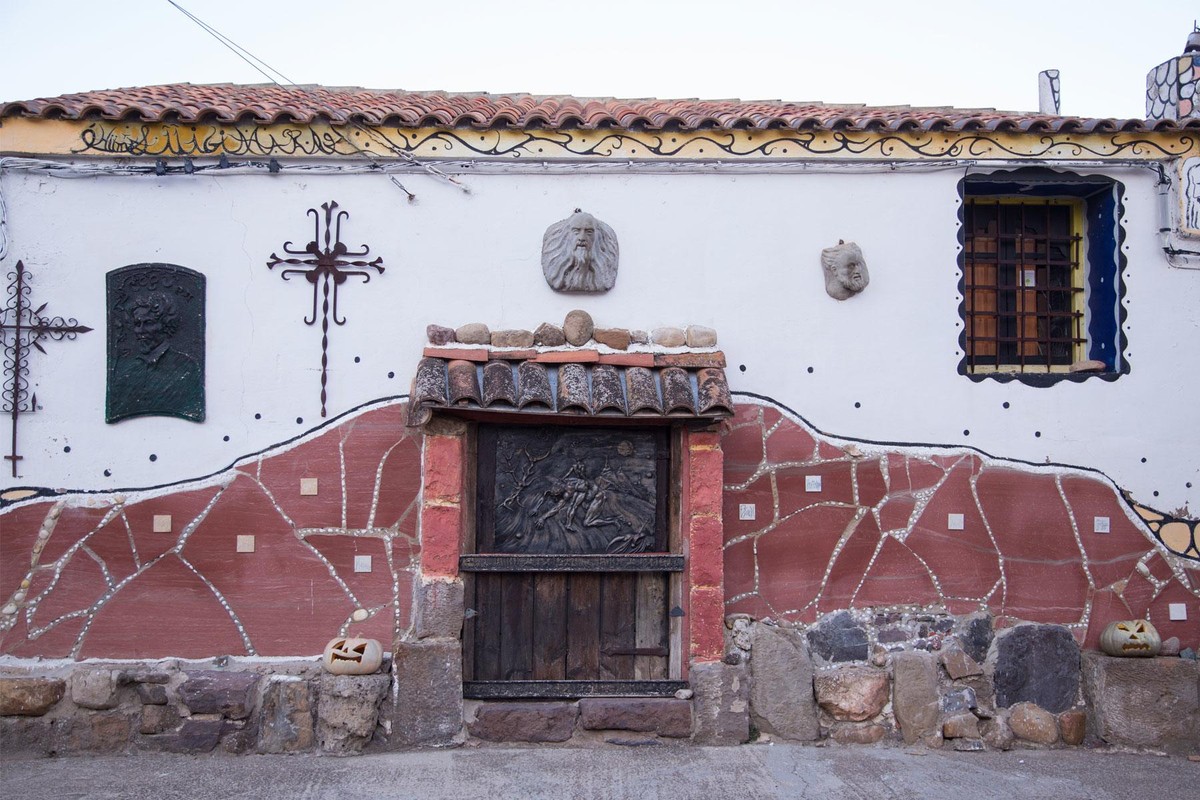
[106,264,205,423]
[492,428,662,555]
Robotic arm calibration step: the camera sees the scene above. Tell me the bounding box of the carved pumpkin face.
[322,636,384,675]
[1099,620,1161,658]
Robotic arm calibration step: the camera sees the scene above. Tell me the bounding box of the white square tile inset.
[805,475,822,493]
[152,514,172,533]
[1168,603,1188,621]
[300,478,319,496]
[1093,516,1111,534]
[236,534,256,553]
[354,555,373,573]
[947,513,965,531]
[738,503,756,521]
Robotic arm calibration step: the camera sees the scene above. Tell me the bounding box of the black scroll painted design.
[267,202,384,417]
[106,264,206,424]
[487,428,664,556]
[74,121,1197,161]
[1,260,92,477]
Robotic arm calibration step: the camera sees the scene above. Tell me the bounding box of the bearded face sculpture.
[820,240,870,300]
[542,209,619,293]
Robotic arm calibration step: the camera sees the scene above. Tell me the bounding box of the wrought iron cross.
[267,202,385,417]
[1,260,92,478]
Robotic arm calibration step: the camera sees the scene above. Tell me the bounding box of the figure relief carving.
[541,209,619,293]
[820,240,870,300]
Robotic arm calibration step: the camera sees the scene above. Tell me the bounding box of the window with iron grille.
[959,169,1128,384]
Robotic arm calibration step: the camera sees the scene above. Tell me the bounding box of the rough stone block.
[941,648,984,680]
[0,717,55,757]
[391,639,463,746]
[1058,709,1086,745]
[258,677,315,753]
[533,322,566,347]
[139,703,180,735]
[1009,701,1059,745]
[593,327,631,350]
[468,702,576,742]
[578,698,691,738]
[427,324,456,345]
[892,652,940,745]
[137,683,169,705]
[980,715,1014,750]
[831,723,887,744]
[943,713,981,739]
[156,718,224,753]
[815,665,890,722]
[562,310,594,346]
[414,578,465,640]
[55,712,133,754]
[650,327,685,347]
[0,677,65,716]
[993,624,1080,713]
[491,329,535,348]
[691,661,750,745]
[1082,651,1200,754]
[318,673,389,755]
[455,322,490,345]
[70,668,120,710]
[178,671,259,720]
[749,623,819,741]
[959,614,994,664]
[807,611,869,663]
[941,686,977,714]
[685,325,718,348]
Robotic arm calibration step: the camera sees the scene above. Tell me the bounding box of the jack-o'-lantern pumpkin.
[1099,620,1161,657]
[322,636,384,675]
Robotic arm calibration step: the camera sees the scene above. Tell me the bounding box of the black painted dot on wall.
[103,469,111,477]
[387,371,395,379]
[1141,457,1147,463]
[1002,402,1010,409]
[255,413,262,420]
[854,402,861,408]
[1153,490,1160,497]
[807,367,814,374]
[963,430,970,436]
[1187,482,1193,489]
[63,446,71,453]
[739,364,746,373]
[296,417,304,425]
[354,356,361,363]
[1034,431,1042,438]
[149,454,157,462]
[223,435,230,442]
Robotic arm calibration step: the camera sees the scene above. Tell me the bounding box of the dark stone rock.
[427,324,456,345]
[877,627,908,644]
[875,612,902,625]
[953,737,986,752]
[892,652,940,745]
[932,618,956,634]
[562,310,594,346]
[749,624,819,741]
[993,625,1080,713]
[178,671,259,720]
[1181,647,1196,660]
[533,322,566,347]
[579,698,691,738]
[455,322,490,345]
[139,704,180,735]
[391,639,463,746]
[414,578,464,640]
[258,678,315,753]
[317,674,389,755]
[491,329,535,348]
[58,712,134,754]
[70,668,120,710]
[807,612,869,663]
[941,687,977,714]
[691,661,750,745]
[0,677,65,716]
[959,615,994,665]
[0,717,55,757]
[469,702,576,742]
[221,717,259,754]
[1082,651,1200,754]
[137,683,169,705]
[156,718,223,753]
[119,669,171,685]
[593,327,631,350]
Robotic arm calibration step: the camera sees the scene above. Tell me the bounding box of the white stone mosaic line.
[247,472,298,530]
[968,472,1008,614]
[335,603,387,638]
[26,608,89,639]
[902,543,952,602]
[297,527,392,538]
[723,499,857,548]
[366,438,407,530]
[812,507,868,614]
[79,544,115,590]
[1055,473,1098,591]
[177,553,256,656]
[295,534,362,609]
[338,423,350,530]
[121,512,141,572]
[68,483,229,658]
[847,534,889,608]
[394,495,421,533]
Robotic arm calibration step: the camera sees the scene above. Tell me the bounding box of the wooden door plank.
[566,573,601,680]
[462,573,476,681]
[599,573,638,680]
[532,573,567,680]
[473,572,504,681]
[634,572,669,680]
[499,572,535,680]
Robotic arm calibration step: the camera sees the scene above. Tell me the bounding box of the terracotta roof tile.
[4,82,1195,133]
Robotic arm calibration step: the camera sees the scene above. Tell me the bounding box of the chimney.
[1146,27,1200,120]
[1038,69,1061,115]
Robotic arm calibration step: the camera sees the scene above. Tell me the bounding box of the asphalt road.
[2,742,1197,800]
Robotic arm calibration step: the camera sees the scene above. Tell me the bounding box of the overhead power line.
[165,1,295,85]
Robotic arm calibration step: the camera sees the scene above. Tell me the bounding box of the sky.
[0,1,1197,120]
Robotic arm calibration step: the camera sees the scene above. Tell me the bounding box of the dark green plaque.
[106,264,205,423]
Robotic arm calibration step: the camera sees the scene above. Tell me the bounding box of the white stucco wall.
[1,162,1196,511]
